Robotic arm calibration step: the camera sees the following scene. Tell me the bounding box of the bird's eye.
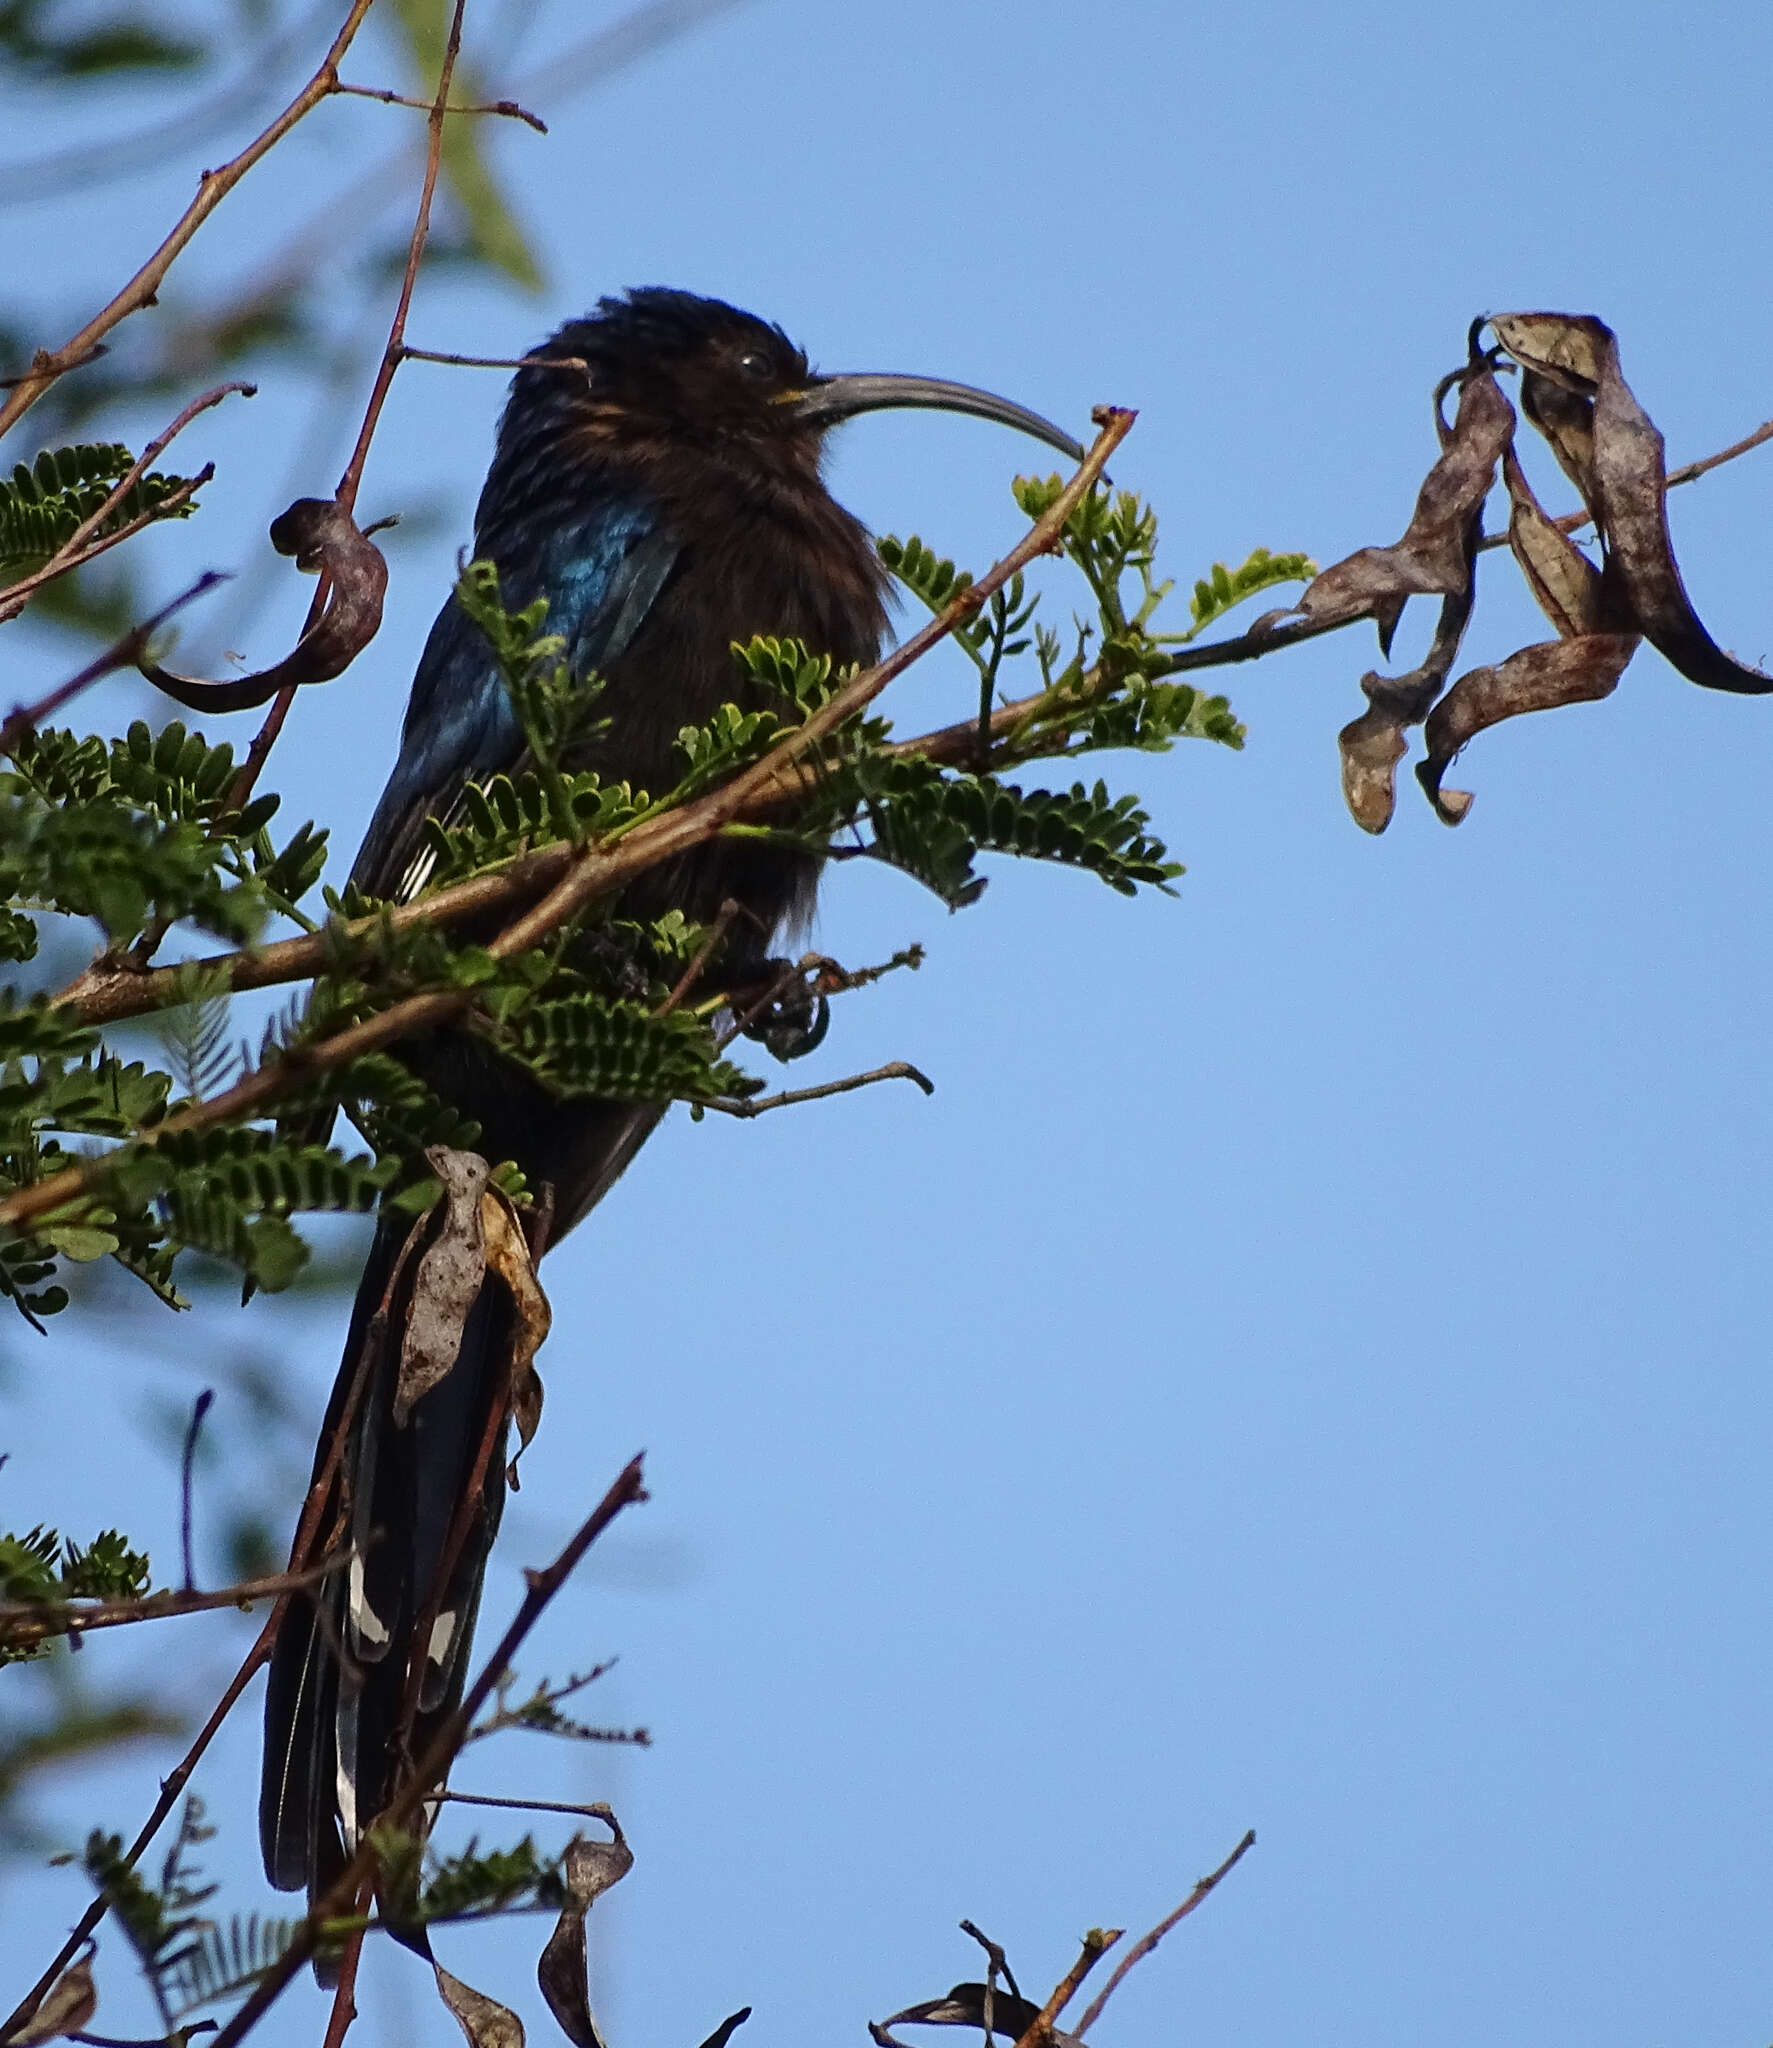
[737,349,775,383]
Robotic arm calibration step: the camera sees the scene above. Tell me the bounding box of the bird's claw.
[738,962,830,1062]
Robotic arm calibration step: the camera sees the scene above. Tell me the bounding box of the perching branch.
[0,410,1132,1235]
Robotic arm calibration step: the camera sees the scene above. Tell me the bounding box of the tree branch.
[0,411,1132,1234]
[0,381,254,626]
[202,1455,650,2048]
[0,1555,347,1651]
[0,0,379,442]
[1073,1829,1257,2037]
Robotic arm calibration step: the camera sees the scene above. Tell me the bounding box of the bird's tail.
[259,1209,514,1918]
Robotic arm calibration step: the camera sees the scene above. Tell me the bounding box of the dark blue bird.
[259,288,1081,1912]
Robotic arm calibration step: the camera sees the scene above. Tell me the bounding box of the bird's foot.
[734,958,831,1062]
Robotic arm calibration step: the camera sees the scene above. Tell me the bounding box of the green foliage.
[0,720,328,944]
[417,766,642,887]
[160,1911,303,2021]
[0,443,199,581]
[0,1522,153,1661]
[1185,547,1318,640]
[102,1127,398,1296]
[420,1833,566,1923]
[497,993,759,1106]
[58,1528,152,1600]
[854,760,1183,907]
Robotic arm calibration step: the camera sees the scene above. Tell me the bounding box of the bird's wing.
[350,499,680,902]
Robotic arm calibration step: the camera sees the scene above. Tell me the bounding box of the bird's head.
[517,287,1084,477]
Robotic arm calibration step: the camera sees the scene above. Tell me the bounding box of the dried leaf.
[395,1148,491,1426]
[1502,447,1603,639]
[139,496,389,711]
[537,1815,634,2048]
[1492,312,1773,693]
[1294,366,1514,648]
[435,1962,525,2048]
[2,1951,96,2044]
[1416,633,1640,823]
[480,1188,551,1481]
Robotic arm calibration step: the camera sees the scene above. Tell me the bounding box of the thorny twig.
[332,81,547,130]
[464,1663,650,1747]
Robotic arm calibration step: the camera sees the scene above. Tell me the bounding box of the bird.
[258,286,1082,1916]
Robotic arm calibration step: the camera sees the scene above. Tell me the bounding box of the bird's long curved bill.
[789,372,1085,464]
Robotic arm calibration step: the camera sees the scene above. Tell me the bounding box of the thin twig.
[204,1455,650,2048]
[333,81,547,130]
[658,899,743,1015]
[394,346,588,372]
[1072,1829,1257,2038]
[707,1060,934,1120]
[0,381,254,625]
[179,1389,215,1592]
[318,1875,373,2048]
[0,1554,347,1650]
[0,0,378,441]
[1474,411,1773,554]
[0,572,226,756]
[439,1791,622,1820]
[0,1242,399,2043]
[218,0,472,828]
[0,343,106,388]
[1010,1929,1122,2048]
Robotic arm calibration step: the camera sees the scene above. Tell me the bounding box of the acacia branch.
[1073,1829,1257,2037]
[44,379,1772,1040]
[0,1249,399,2044]
[0,0,379,443]
[0,1554,347,1650]
[0,382,254,627]
[204,1455,650,2048]
[0,412,1131,1234]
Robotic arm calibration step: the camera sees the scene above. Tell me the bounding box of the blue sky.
[4,2,1772,2044]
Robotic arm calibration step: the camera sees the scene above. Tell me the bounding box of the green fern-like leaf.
[420,1834,564,1923]
[162,1912,304,2020]
[59,1529,151,1600]
[1184,547,1316,639]
[854,762,1183,904]
[0,444,200,580]
[500,994,759,1104]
